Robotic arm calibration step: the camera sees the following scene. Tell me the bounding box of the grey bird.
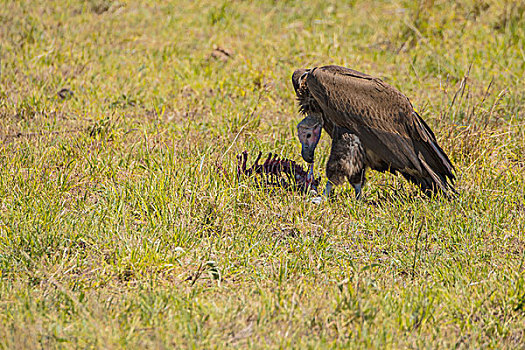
[292,65,455,202]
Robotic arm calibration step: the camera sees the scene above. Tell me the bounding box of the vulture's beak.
[301,144,315,164]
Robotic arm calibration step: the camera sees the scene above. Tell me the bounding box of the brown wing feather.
[307,66,414,136]
[304,65,455,190]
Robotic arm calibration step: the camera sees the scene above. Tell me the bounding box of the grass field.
[1,0,524,348]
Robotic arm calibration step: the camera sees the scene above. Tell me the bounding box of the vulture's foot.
[352,183,362,200]
[311,196,324,204]
[310,181,334,204]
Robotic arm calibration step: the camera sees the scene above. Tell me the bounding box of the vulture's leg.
[312,128,365,203]
[323,181,334,196]
[348,168,366,200]
[311,133,346,204]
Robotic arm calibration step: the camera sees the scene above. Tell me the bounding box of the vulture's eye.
[306,133,312,139]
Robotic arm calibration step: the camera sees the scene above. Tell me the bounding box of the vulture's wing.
[305,65,455,192]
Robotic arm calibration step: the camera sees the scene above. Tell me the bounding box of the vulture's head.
[297,113,323,164]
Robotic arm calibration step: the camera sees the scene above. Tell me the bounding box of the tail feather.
[399,151,456,198]
[417,152,457,197]
[413,112,455,183]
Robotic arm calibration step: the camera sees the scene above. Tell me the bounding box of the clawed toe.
[311,196,324,204]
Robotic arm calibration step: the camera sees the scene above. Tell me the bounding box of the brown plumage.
[292,65,455,199]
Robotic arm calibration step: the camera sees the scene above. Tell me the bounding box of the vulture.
[292,65,455,202]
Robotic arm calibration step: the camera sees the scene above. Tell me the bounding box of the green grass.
[1,0,524,348]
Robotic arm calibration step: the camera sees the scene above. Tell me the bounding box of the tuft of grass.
[0,0,524,348]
